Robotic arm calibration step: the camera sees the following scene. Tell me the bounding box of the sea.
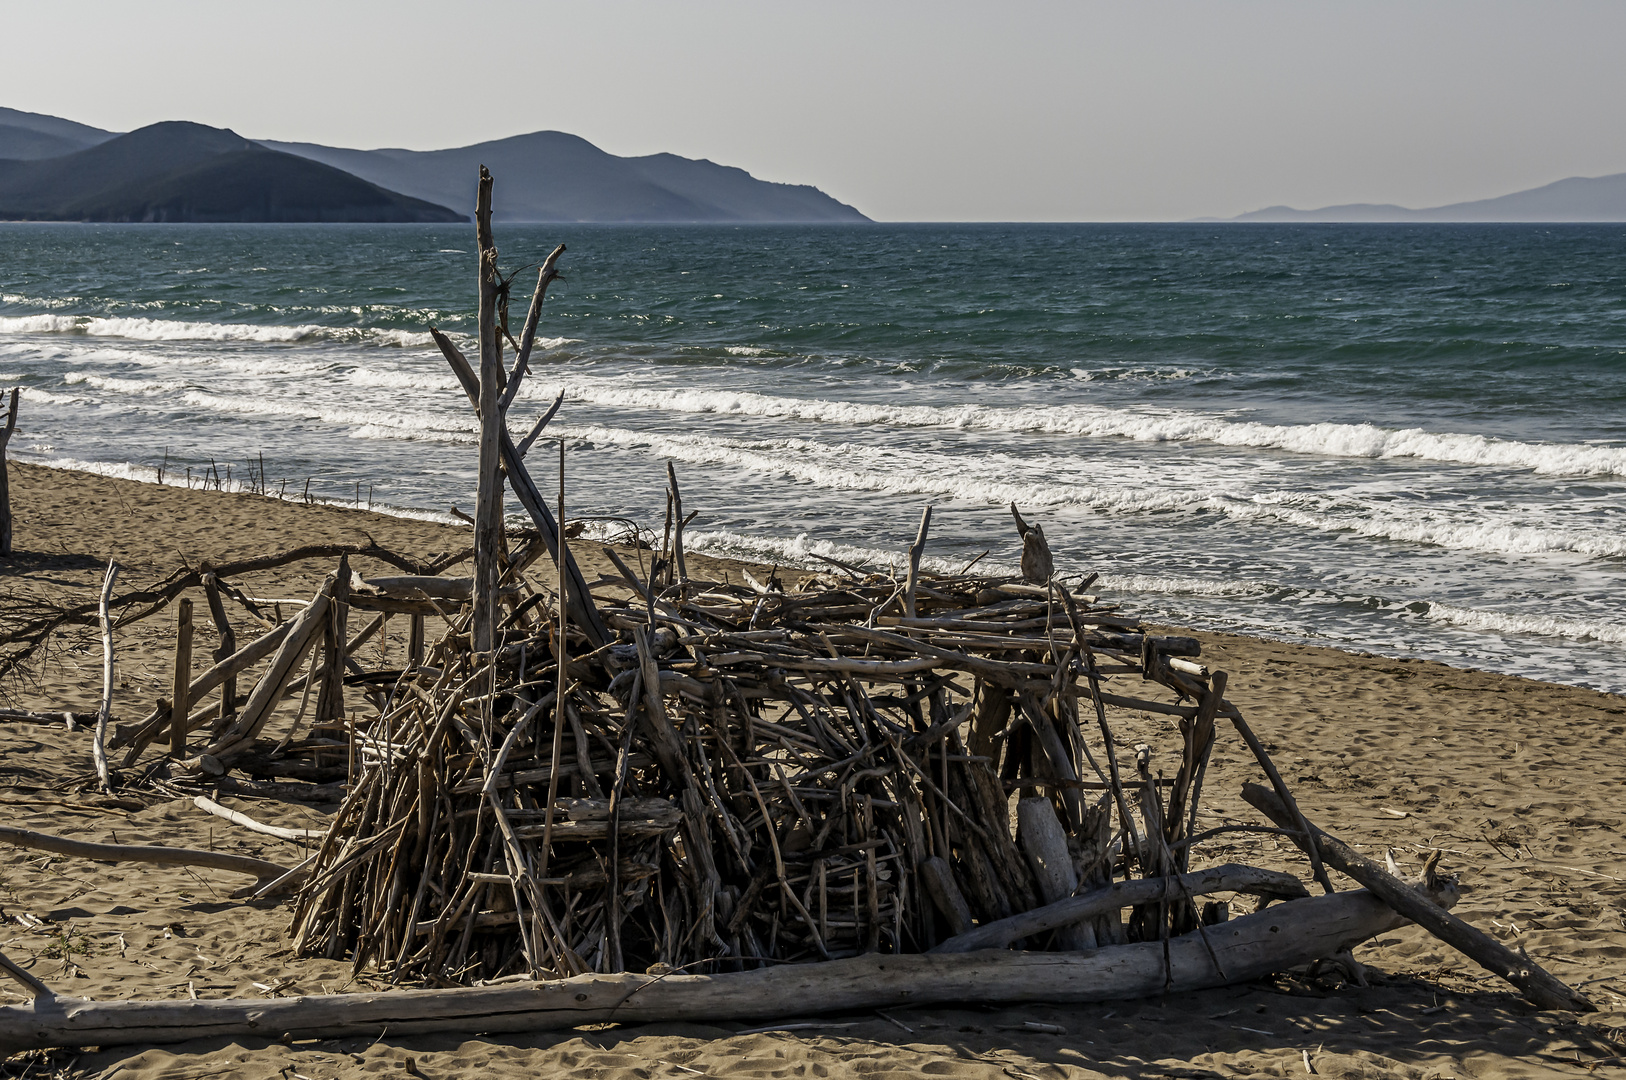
[1,222,1623,692]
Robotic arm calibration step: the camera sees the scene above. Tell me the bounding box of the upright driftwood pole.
[93,560,120,791]
[904,505,932,619]
[665,461,689,585]
[0,387,17,558]
[168,598,193,757]
[539,439,569,882]
[314,554,350,728]
[472,166,502,656]
[201,573,238,724]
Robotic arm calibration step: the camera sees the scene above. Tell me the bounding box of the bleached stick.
[191,796,324,842]
[93,560,120,791]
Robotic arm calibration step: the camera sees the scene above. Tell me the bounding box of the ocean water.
[1,222,1623,691]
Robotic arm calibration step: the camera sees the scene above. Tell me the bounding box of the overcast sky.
[5,1,1624,221]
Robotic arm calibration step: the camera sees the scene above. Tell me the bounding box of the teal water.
[2,222,1624,689]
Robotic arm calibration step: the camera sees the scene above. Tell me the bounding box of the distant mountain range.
[0,106,869,224]
[0,118,460,223]
[258,133,869,223]
[1223,173,1626,222]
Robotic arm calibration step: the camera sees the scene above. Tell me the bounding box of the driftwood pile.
[287,497,1315,984]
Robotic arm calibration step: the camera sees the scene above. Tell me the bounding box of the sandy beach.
[2,460,1624,1079]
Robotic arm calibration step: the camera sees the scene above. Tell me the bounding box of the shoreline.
[9,457,1621,702]
[3,459,1624,1077]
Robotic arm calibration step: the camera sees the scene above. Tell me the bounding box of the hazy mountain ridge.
[0,106,117,156]
[1229,173,1626,222]
[0,106,868,223]
[0,121,463,223]
[258,131,870,223]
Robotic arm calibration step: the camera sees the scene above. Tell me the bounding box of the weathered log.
[0,386,17,558]
[93,560,119,791]
[918,854,973,936]
[0,945,50,999]
[360,576,472,601]
[1230,712,1333,893]
[206,776,347,803]
[0,825,293,892]
[314,554,349,727]
[1010,503,1052,585]
[201,573,238,726]
[903,506,931,619]
[1165,671,1225,866]
[930,862,1309,953]
[1242,783,1595,1012]
[1017,697,1085,829]
[667,461,690,585]
[0,709,98,728]
[0,888,1439,1053]
[168,598,193,757]
[346,595,448,617]
[472,164,503,655]
[1015,796,1093,949]
[515,391,564,459]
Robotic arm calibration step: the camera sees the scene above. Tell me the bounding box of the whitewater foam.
[1096,573,1269,599]
[1421,602,1626,645]
[0,314,436,347]
[347,367,459,392]
[552,422,1626,560]
[683,529,1007,578]
[180,390,472,438]
[529,380,1626,479]
[63,372,187,395]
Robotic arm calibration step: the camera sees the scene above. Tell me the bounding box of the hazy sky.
[5,1,1625,221]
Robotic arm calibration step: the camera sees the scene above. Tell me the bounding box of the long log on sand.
[930,863,1308,953]
[1242,783,1595,1012]
[0,886,1443,1053]
[0,825,295,896]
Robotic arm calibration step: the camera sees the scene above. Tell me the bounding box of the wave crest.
[530,380,1626,479]
[0,314,434,346]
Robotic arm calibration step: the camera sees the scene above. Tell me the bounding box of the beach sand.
[2,460,1623,1079]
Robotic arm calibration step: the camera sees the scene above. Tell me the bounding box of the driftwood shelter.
[0,169,1594,1054]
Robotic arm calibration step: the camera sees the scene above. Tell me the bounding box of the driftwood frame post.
[426,169,607,649]
[0,387,17,558]
[92,560,119,790]
[168,597,193,757]
[472,167,503,655]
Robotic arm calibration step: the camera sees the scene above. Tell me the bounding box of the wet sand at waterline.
[2,461,1623,1079]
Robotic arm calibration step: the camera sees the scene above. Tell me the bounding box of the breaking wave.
[1420,603,1626,645]
[526,381,1626,479]
[0,314,434,346]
